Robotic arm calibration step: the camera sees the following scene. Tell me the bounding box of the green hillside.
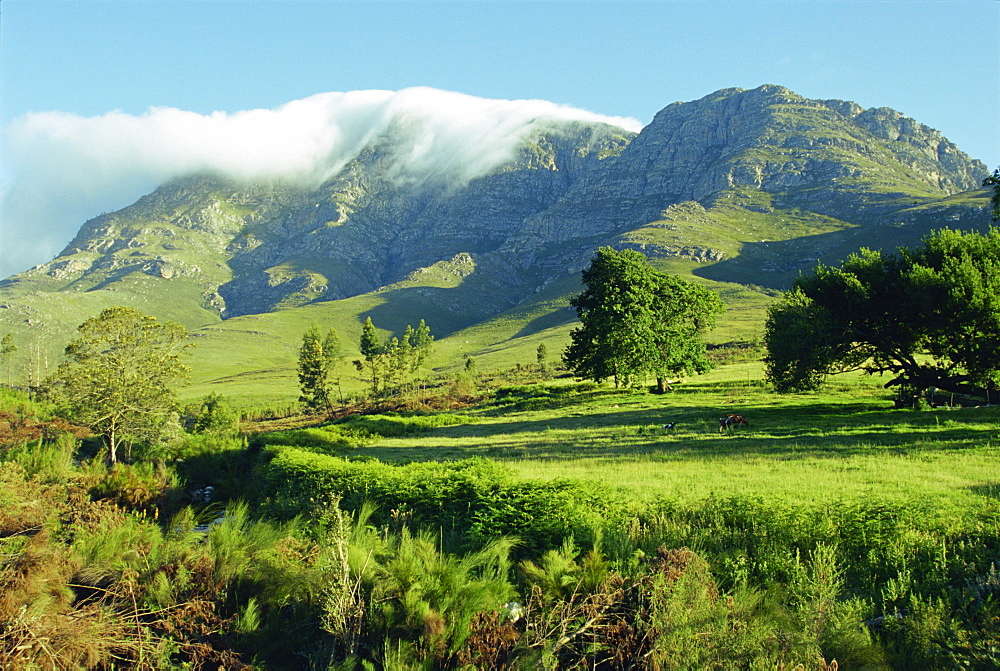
[2,188,990,408]
[0,85,992,406]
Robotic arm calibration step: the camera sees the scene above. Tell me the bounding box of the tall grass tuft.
[7,433,77,481]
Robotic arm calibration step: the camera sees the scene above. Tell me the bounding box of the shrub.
[254,448,631,555]
[335,411,472,437]
[85,460,183,515]
[187,393,241,435]
[254,426,375,454]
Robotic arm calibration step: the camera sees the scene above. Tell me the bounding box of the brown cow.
[719,414,749,434]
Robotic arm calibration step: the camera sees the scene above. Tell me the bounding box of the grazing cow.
[662,422,676,430]
[719,414,749,434]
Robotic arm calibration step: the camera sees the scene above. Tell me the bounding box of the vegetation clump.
[765,227,1000,403]
[297,325,342,412]
[564,247,724,392]
[355,317,434,397]
[45,307,192,464]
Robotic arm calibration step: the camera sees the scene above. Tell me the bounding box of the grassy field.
[350,365,999,512]
[4,343,998,668]
[243,358,999,666]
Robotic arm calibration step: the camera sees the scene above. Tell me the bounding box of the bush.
[254,426,375,454]
[185,393,241,435]
[85,460,183,515]
[335,411,472,437]
[486,382,606,412]
[254,448,632,555]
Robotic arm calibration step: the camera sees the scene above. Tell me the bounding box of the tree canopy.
[764,228,1000,401]
[563,247,724,390]
[298,325,341,411]
[355,317,433,396]
[47,306,192,463]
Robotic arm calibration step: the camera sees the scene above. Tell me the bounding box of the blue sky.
[1,0,998,276]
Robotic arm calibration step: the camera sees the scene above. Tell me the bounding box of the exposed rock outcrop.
[1,85,989,326]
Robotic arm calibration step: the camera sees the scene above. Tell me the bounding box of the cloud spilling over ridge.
[0,87,642,278]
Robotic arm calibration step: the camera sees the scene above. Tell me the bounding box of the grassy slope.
[178,263,778,406]
[154,187,996,405]
[347,366,999,514]
[2,187,990,408]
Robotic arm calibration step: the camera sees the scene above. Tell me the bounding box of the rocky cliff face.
[2,85,989,326]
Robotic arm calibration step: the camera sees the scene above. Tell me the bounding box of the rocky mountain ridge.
[0,85,991,356]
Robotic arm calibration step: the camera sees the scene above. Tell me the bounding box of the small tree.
[1,333,15,386]
[47,306,191,464]
[357,317,387,396]
[190,393,240,434]
[984,167,1000,221]
[298,325,341,411]
[536,343,548,374]
[355,317,434,396]
[410,319,434,374]
[564,247,724,389]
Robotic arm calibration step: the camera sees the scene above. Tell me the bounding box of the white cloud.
[0,88,641,278]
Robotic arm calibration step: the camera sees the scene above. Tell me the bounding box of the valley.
[0,83,997,669]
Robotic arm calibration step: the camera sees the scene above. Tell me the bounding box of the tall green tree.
[46,306,191,463]
[563,247,724,390]
[357,317,387,396]
[410,319,434,374]
[764,228,1000,400]
[298,325,341,411]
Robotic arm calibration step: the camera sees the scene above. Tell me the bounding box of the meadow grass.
[179,263,777,405]
[350,365,1000,512]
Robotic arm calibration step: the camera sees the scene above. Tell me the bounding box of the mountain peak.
[0,86,991,373]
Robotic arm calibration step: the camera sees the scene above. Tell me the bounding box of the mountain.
[0,85,992,399]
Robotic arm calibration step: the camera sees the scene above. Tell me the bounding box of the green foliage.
[356,317,434,397]
[765,228,1000,399]
[486,381,606,412]
[256,449,629,554]
[788,542,885,667]
[334,412,472,437]
[366,529,518,665]
[0,384,998,669]
[85,459,183,514]
[519,537,607,605]
[255,425,376,454]
[984,167,1000,221]
[6,433,78,482]
[564,247,724,389]
[641,547,735,667]
[45,306,192,463]
[298,324,341,411]
[187,392,240,434]
[170,432,248,497]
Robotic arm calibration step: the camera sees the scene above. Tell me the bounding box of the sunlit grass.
[351,366,1000,511]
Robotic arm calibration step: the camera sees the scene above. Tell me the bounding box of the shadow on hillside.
[694,227,861,289]
[357,285,496,340]
[694,215,997,289]
[511,306,577,340]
